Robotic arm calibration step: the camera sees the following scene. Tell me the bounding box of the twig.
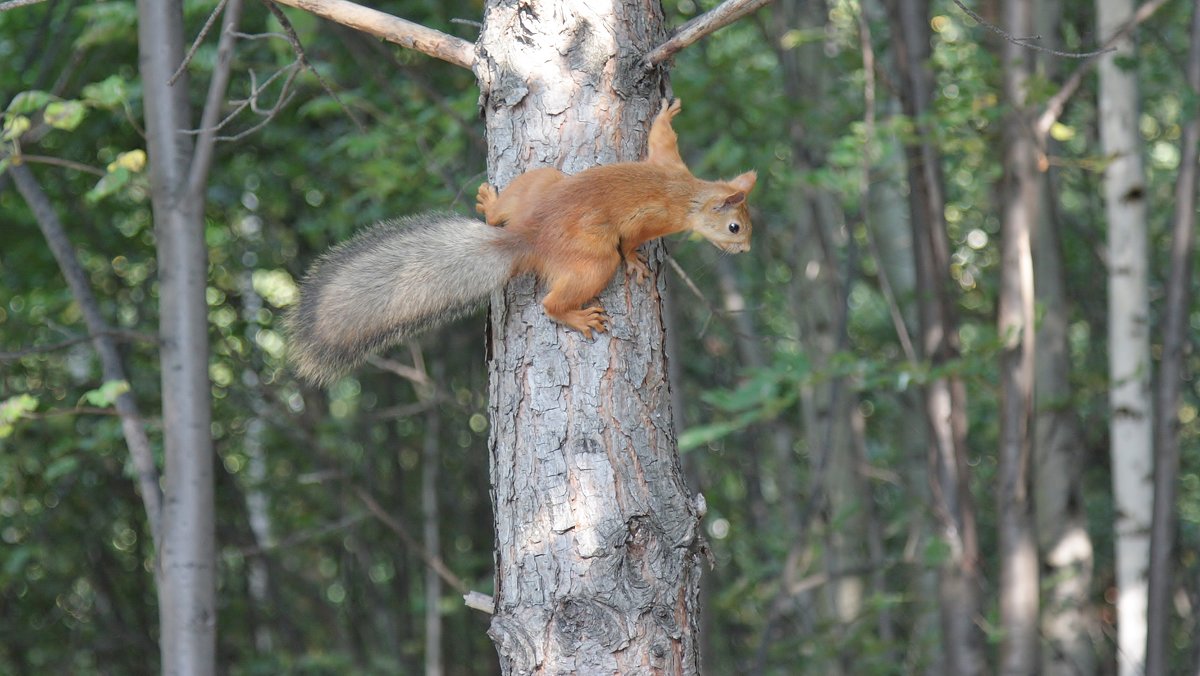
[367,354,431,386]
[1,329,158,361]
[22,406,126,418]
[187,0,246,199]
[169,0,230,86]
[0,0,48,11]
[260,0,365,132]
[951,0,1115,58]
[1035,0,1173,139]
[11,153,106,176]
[238,513,369,556]
[266,0,475,70]
[355,487,469,594]
[645,0,777,67]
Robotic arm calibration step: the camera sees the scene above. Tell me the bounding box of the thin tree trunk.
[997,0,1040,671]
[8,164,163,549]
[422,362,443,676]
[1096,0,1154,671]
[476,2,704,673]
[885,1,984,672]
[137,0,242,670]
[1146,1,1200,670]
[1030,3,1098,674]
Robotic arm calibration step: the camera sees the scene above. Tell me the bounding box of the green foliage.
[4,0,1200,672]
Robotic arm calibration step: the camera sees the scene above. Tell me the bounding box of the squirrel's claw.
[624,252,651,285]
[561,306,609,339]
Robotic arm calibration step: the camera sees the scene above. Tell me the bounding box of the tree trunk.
[997,0,1040,670]
[1096,0,1154,672]
[476,2,704,673]
[1146,1,1200,671]
[138,0,240,670]
[1030,3,1098,675]
[885,1,984,672]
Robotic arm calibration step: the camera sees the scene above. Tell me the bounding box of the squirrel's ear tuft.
[729,170,757,195]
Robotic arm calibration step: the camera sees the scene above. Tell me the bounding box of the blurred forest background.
[3,0,1200,673]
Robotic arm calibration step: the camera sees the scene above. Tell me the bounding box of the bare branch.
[355,487,470,594]
[267,0,475,70]
[8,163,163,546]
[16,154,106,176]
[463,591,495,614]
[169,0,229,86]
[260,0,364,132]
[187,0,245,200]
[950,0,1114,59]
[0,0,48,12]
[367,354,431,386]
[1035,0,1172,139]
[1,328,158,361]
[645,0,777,67]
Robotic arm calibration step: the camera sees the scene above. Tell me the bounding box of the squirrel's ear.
[729,170,757,195]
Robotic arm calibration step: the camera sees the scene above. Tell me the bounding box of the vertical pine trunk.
[476,2,704,673]
[1096,0,1153,672]
[997,0,1040,670]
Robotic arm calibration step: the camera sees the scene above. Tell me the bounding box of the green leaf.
[0,394,38,438]
[1,114,30,142]
[82,75,129,109]
[44,100,86,131]
[44,455,80,482]
[81,380,130,407]
[6,90,52,115]
[86,167,132,203]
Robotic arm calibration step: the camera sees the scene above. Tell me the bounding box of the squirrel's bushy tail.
[287,213,516,385]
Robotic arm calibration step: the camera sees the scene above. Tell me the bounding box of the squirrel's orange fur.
[287,99,756,384]
[475,98,757,337]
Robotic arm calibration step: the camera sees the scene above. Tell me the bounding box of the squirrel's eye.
[728,222,741,234]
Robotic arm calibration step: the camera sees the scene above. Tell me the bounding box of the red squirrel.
[287,99,757,384]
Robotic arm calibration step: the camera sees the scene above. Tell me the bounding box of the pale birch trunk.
[1096,0,1154,672]
[476,2,705,673]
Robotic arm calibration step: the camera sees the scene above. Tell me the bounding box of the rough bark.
[1096,0,1154,672]
[997,0,1040,670]
[476,2,704,673]
[885,1,984,672]
[1146,1,1200,670]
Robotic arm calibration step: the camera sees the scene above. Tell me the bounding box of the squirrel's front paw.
[660,97,682,120]
[624,252,651,285]
[562,306,609,340]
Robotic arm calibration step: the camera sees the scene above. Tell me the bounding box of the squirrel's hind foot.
[476,183,502,226]
[555,306,609,340]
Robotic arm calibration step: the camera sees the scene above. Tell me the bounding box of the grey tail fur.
[286,213,517,385]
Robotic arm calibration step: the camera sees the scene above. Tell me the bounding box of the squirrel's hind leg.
[646,98,685,169]
[475,183,504,226]
[541,257,620,339]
